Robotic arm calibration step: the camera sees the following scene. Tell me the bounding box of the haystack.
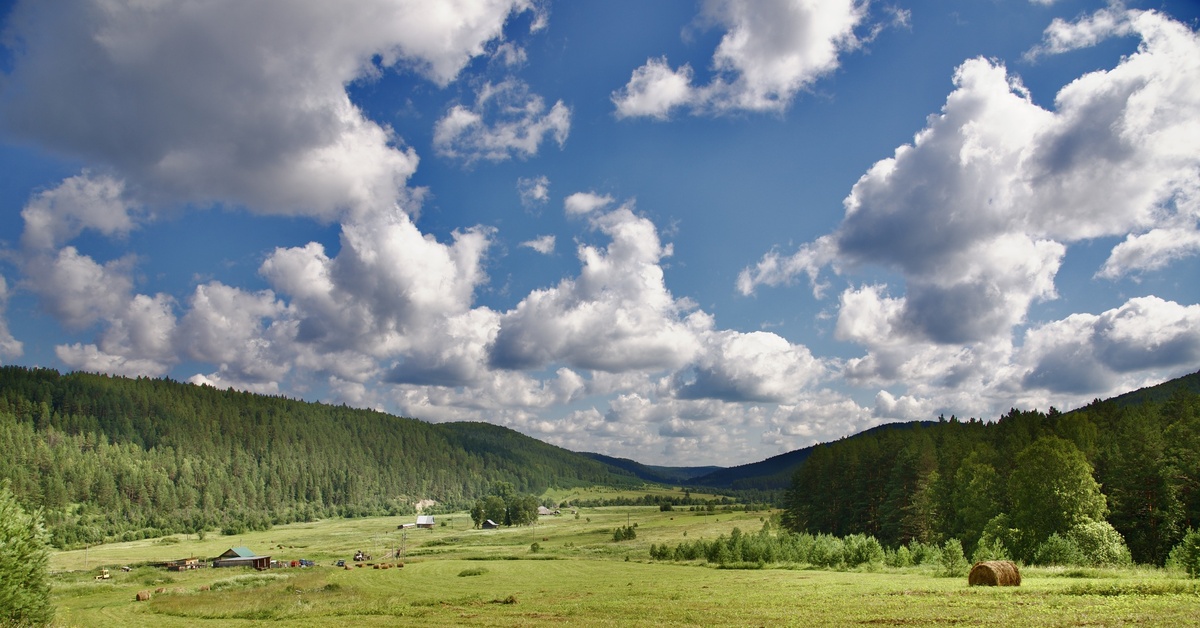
[135,590,152,601]
[968,560,1021,586]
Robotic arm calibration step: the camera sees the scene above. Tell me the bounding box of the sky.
[0,0,1198,467]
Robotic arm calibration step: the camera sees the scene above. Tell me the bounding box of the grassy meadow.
[47,489,1200,627]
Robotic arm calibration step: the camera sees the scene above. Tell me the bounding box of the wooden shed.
[212,546,270,570]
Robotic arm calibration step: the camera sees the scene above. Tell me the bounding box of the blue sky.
[1,0,1198,466]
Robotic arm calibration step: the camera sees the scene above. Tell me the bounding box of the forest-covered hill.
[781,370,1200,566]
[0,366,639,548]
[3,364,1198,559]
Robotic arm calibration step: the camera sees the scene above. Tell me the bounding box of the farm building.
[537,506,560,516]
[416,515,435,528]
[482,519,499,529]
[166,557,201,571]
[212,547,271,570]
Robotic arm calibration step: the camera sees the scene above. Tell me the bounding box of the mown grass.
[47,498,1200,627]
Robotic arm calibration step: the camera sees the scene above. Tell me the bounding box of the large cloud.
[0,0,535,218]
[741,8,1200,346]
[674,329,824,403]
[613,0,870,118]
[489,202,705,372]
[1020,296,1200,395]
[735,7,1200,415]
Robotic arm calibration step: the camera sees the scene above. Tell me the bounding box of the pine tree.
[0,482,53,626]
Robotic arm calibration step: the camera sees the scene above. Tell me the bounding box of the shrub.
[612,525,636,542]
[1168,529,1200,578]
[530,542,541,553]
[887,545,913,568]
[940,539,969,577]
[843,534,884,568]
[971,535,1012,563]
[809,534,844,569]
[1034,533,1082,566]
[907,541,942,566]
[1066,520,1132,567]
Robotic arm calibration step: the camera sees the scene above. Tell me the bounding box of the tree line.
[0,366,638,548]
[782,374,1200,566]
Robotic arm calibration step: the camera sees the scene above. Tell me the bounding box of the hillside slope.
[0,366,637,547]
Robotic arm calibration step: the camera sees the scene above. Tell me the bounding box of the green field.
[47,500,1200,627]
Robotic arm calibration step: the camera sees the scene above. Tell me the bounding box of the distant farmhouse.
[537,506,560,516]
[482,519,499,529]
[398,515,436,530]
[212,547,270,570]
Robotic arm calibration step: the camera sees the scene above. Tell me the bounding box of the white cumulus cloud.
[613,0,870,117]
[434,79,570,164]
[0,0,534,218]
[520,235,556,255]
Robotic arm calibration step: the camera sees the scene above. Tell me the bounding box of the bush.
[907,541,942,566]
[1066,520,1131,567]
[940,539,969,577]
[971,535,1012,563]
[887,545,913,568]
[1034,533,1082,566]
[809,534,845,569]
[843,534,884,568]
[0,484,53,627]
[1168,529,1200,578]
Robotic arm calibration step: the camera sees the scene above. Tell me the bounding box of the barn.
[212,547,271,570]
[416,515,435,528]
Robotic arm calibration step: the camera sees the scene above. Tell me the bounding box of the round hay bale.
[968,560,1021,586]
[199,585,210,591]
[136,590,152,602]
[154,587,167,594]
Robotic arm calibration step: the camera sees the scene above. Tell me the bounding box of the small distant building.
[537,506,560,516]
[397,523,417,530]
[212,547,270,570]
[416,515,435,528]
[166,557,201,571]
[482,519,499,529]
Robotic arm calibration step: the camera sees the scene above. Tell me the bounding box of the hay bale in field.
[199,585,210,591]
[136,590,152,601]
[969,561,1021,586]
[154,587,167,593]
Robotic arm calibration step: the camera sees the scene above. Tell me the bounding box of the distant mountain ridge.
[580,451,721,485]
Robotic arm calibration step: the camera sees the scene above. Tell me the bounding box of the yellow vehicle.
[94,569,111,581]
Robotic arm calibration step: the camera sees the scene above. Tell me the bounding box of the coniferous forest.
[782,372,1200,566]
[0,366,637,549]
